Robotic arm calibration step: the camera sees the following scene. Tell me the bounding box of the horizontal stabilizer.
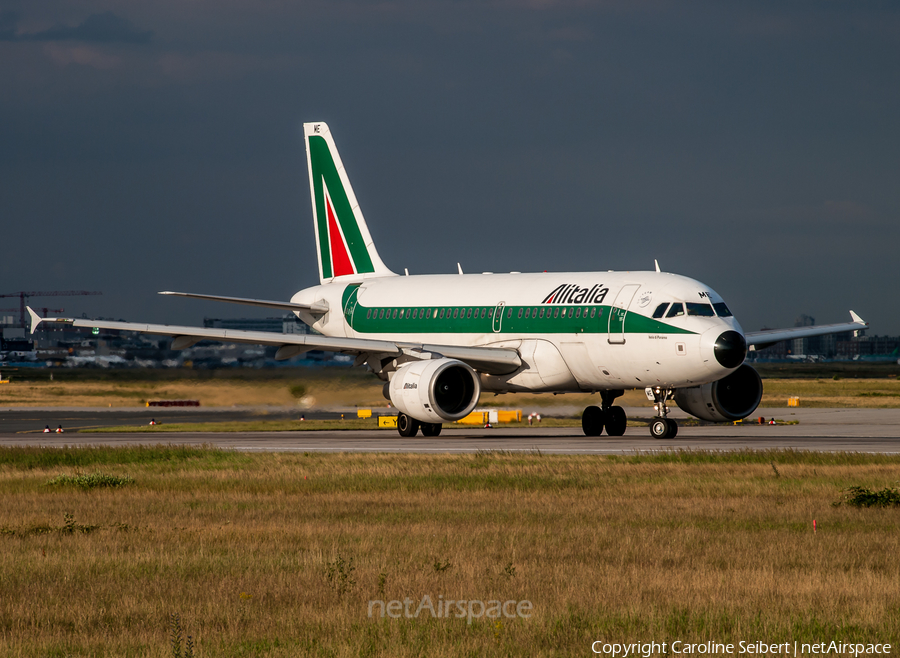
[159,291,328,314]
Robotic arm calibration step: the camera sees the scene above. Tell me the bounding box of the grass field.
[4,372,900,411]
[1,446,899,656]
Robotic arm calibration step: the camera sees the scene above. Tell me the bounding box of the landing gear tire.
[581,405,605,437]
[650,417,678,439]
[664,418,678,439]
[605,406,627,436]
[397,413,420,437]
[421,422,442,437]
[650,418,668,439]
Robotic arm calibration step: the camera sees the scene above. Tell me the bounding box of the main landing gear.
[581,390,628,437]
[648,386,678,439]
[397,412,442,437]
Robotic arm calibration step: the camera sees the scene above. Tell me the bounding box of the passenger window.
[561,308,567,318]
[539,308,545,319]
[412,309,418,319]
[533,308,538,318]
[467,308,473,319]
[713,302,733,317]
[426,309,432,319]
[507,308,512,318]
[652,303,669,319]
[525,308,530,319]
[439,308,445,319]
[590,307,596,318]
[488,308,493,318]
[453,308,459,319]
[379,309,385,319]
[686,303,715,317]
[575,308,581,318]
[554,308,559,318]
[480,308,486,319]
[666,303,685,318]
[517,308,523,318]
[392,309,398,319]
[366,309,372,319]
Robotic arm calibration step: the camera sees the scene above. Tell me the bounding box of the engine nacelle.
[389,358,481,423]
[673,364,763,422]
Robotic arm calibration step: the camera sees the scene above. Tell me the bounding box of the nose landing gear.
[648,386,678,439]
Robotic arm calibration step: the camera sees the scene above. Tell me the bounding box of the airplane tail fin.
[303,122,395,284]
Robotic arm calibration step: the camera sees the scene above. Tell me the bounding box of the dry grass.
[5,374,900,412]
[761,378,900,408]
[0,377,387,409]
[1,447,898,656]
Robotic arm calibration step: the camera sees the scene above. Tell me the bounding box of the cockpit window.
[686,303,715,317]
[666,303,685,318]
[713,302,733,317]
[652,303,669,319]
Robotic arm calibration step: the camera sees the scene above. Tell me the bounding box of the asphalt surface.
[1,407,899,454]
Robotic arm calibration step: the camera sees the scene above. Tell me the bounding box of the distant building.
[203,315,310,335]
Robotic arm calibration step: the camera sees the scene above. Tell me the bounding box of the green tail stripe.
[308,136,375,278]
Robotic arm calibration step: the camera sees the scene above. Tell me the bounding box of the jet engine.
[388,358,481,423]
[673,364,763,422]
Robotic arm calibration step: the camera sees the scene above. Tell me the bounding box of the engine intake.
[673,364,762,422]
[389,358,480,423]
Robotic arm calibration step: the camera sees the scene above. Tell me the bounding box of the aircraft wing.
[745,311,867,350]
[158,291,328,314]
[27,308,521,375]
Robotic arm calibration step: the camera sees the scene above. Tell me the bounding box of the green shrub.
[45,472,135,490]
[836,486,900,507]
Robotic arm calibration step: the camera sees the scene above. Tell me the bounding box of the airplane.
[29,122,868,439]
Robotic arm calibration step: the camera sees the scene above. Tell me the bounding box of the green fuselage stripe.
[341,287,694,336]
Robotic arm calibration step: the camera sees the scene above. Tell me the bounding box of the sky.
[1,1,898,334]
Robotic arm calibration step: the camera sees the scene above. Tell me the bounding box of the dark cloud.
[0,10,151,44]
[0,2,898,334]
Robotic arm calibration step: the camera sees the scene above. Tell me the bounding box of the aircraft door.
[607,284,640,344]
[492,302,505,333]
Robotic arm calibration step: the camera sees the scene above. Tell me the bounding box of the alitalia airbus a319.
[30,122,868,439]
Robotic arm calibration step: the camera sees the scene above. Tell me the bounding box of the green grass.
[2,448,900,656]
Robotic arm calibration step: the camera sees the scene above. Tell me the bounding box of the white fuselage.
[292,270,745,393]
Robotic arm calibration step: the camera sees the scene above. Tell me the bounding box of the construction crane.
[0,291,102,330]
[0,307,64,318]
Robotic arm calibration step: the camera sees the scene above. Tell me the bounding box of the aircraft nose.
[714,330,747,368]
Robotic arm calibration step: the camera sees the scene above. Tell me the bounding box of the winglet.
[849,310,866,325]
[654,259,661,273]
[26,306,43,335]
[457,263,464,275]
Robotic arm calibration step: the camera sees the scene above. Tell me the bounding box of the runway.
[1,407,899,454]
